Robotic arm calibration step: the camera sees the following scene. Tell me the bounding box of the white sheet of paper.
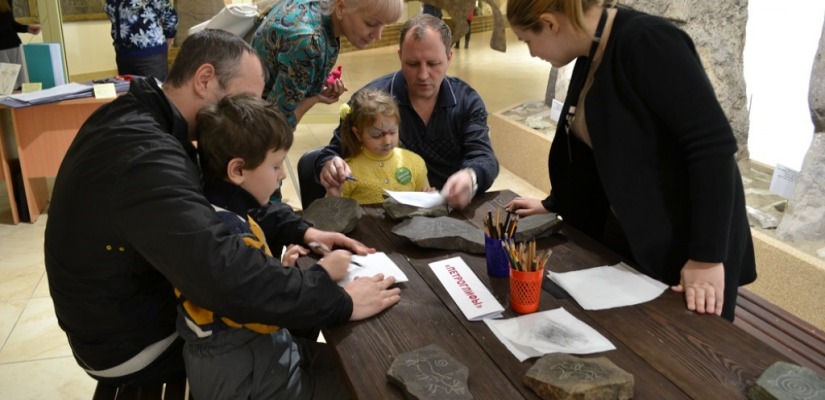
[429,256,504,321]
[384,189,444,208]
[0,63,21,95]
[336,252,408,287]
[8,82,91,103]
[769,163,799,199]
[548,262,668,310]
[484,308,616,362]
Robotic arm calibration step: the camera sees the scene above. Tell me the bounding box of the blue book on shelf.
[22,43,66,89]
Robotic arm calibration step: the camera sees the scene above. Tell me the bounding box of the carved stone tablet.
[748,361,825,400]
[524,354,633,400]
[301,197,359,234]
[383,197,450,220]
[387,344,472,400]
[514,213,563,242]
[392,216,485,254]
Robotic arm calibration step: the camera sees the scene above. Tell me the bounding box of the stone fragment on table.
[387,344,472,400]
[302,197,359,234]
[392,216,484,254]
[513,213,562,241]
[383,197,450,220]
[523,353,633,400]
[748,361,825,400]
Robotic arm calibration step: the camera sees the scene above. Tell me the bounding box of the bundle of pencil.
[483,207,519,239]
[501,239,552,272]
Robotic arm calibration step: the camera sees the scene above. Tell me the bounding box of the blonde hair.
[339,89,401,158]
[335,0,403,21]
[507,0,609,33]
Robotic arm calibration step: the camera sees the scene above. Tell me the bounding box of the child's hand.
[281,244,308,267]
[317,249,352,282]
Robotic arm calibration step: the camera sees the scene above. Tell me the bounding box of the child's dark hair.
[339,89,401,158]
[197,93,293,181]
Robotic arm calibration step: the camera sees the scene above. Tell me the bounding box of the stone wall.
[776,15,825,243]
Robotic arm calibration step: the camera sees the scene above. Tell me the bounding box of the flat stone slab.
[748,361,825,400]
[383,197,450,220]
[514,213,562,241]
[387,344,472,400]
[301,197,359,234]
[392,216,484,254]
[524,353,633,400]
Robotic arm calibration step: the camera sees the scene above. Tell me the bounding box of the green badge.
[395,167,412,184]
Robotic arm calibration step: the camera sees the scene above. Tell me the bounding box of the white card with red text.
[429,257,503,321]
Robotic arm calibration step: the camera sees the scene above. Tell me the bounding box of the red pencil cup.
[485,235,509,277]
[510,267,544,314]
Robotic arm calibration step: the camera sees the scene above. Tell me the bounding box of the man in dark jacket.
[44,29,401,390]
[312,14,499,210]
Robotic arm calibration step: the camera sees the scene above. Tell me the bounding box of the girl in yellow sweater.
[336,89,430,204]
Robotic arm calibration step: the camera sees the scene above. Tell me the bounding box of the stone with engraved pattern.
[748,361,825,400]
[301,197,360,234]
[524,353,633,400]
[387,344,472,400]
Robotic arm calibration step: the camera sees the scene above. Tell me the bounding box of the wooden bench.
[92,378,189,400]
[735,288,825,377]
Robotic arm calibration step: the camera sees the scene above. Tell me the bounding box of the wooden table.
[0,97,112,223]
[319,190,790,399]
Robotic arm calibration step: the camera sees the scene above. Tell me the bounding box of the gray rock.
[747,205,779,230]
[513,213,563,242]
[387,344,472,400]
[383,197,450,220]
[747,361,825,400]
[302,197,360,234]
[392,216,485,254]
[523,354,633,400]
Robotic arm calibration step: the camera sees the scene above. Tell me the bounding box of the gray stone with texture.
[392,216,484,254]
[302,197,360,234]
[387,344,472,400]
[513,213,563,242]
[747,361,825,400]
[523,353,633,400]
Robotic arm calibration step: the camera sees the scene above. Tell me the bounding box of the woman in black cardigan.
[0,0,40,89]
[504,0,756,321]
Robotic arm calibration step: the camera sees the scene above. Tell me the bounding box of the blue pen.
[345,176,358,182]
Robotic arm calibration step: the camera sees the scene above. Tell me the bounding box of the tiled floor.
[0,29,548,398]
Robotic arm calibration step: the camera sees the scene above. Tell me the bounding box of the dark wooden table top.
[320,190,790,399]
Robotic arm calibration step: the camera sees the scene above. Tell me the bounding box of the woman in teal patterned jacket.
[250,0,403,129]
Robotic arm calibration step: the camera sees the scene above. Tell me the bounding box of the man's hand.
[320,157,353,197]
[441,169,475,209]
[304,227,375,256]
[345,274,401,321]
[671,260,725,316]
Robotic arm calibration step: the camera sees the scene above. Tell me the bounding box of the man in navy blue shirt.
[312,13,498,210]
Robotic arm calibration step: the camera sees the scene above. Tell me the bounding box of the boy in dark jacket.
[181,93,350,399]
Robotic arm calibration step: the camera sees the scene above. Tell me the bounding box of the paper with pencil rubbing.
[548,262,668,310]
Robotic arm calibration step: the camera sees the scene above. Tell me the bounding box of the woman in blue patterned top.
[250,0,403,129]
[105,0,178,81]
